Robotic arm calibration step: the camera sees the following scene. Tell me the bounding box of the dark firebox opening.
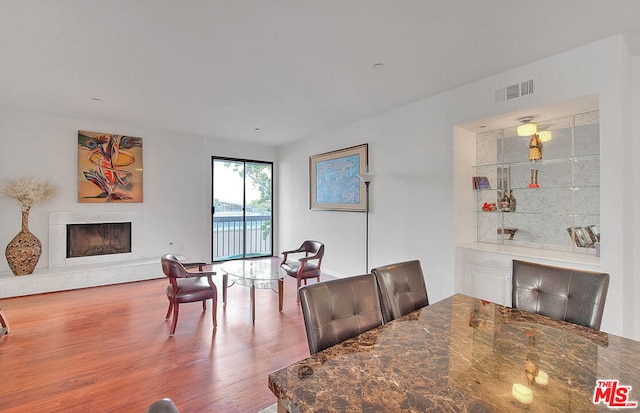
[66,222,132,258]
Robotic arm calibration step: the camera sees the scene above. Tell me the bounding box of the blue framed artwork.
[309,144,368,211]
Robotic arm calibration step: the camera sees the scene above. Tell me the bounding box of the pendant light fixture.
[538,130,552,142]
[517,116,537,136]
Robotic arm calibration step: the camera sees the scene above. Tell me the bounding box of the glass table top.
[221,257,284,289]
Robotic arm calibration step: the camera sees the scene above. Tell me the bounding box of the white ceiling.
[1,1,639,146]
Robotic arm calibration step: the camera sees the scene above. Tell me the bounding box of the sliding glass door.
[212,157,273,261]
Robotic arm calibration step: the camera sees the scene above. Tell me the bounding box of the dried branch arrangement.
[1,178,57,211]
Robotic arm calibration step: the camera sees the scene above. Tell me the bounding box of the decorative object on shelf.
[585,225,600,244]
[78,130,143,203]
[2,177,57,276]
[482,202,497,212]
[517,116,537,137]
[310,144,368,211]
[500,190,511,212]
[357,172,376,272]
[509,190,516,212]
[472,176,490,190]
[528,169,540,188]
[528,133,542,161]
[496,166,511,207]
[497,228,518,240]
[567,227,593,248]
[496,166,510,191]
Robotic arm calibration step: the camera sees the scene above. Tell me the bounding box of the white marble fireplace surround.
[49,211,144,267]
[0,211,161,298]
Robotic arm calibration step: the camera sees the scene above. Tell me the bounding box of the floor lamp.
[357,173,375,273]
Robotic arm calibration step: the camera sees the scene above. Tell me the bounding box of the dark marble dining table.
[268,293,640,412]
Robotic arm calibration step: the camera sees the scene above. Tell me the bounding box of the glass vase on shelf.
[509,190,516,212]
[500,191,511,212]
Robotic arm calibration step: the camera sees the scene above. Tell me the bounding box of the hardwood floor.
[0,269,314,413]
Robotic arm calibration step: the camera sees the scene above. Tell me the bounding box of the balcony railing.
[213,215,272,261]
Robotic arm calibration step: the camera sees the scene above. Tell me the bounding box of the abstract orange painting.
[77,130,143,202]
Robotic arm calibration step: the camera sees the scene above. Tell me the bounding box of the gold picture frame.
[309,144,368,211]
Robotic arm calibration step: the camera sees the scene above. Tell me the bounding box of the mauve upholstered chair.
[281,240,324,301]
[161,253,217,335]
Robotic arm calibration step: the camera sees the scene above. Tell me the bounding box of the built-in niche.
[473,110,599,252]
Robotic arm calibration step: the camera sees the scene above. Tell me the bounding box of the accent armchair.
[281,240,325,301]
[161,253,218,335]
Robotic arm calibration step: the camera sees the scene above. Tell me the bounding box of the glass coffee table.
[220,257,285,323]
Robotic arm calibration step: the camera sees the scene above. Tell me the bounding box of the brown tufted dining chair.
[161,253,217,335]
[372,260,429,323]
[298,274,383,354]
[281,240,325,301]
[511,260,609,330]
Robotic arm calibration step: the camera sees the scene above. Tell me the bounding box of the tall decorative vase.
[5,206,42,276]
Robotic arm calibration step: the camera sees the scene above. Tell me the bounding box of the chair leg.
[169,302,180,335]
[0,308,9,335]
[165,301,173,320]
[202,300,207,311]
[296,277,302,303]
[212,290,217,328]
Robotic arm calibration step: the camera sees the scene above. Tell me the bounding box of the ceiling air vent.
[520,79,535,96]
[494,79,536,103]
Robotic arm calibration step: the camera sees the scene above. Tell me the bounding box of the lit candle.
[535,371,549,385]
[512,383,533,404]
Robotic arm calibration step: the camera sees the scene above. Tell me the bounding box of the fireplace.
[66,222,132,258]
[49,211,144,267]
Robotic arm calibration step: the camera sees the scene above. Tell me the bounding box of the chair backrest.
[511,260,609,330]
[372,260,429,323]
[145,398,179,413]
[161,253,188,279]
[299,274,383,354]
[301,240,324,263]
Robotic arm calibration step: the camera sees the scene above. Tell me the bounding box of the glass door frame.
[211,156,274,262]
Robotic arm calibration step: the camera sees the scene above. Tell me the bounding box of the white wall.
[278,35,637,338]
[0,105,277,273]
[278,98,457,302]
[632,53,640,338]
